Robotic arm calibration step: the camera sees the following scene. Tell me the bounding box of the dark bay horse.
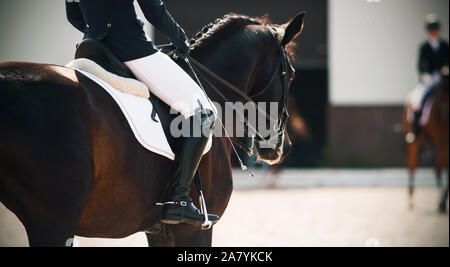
[403,68,449,212]
[0,12,305,246]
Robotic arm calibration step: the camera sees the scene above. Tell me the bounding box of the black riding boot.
[407,111,422,144]
[413,111,422,135]
[161,109,220,225]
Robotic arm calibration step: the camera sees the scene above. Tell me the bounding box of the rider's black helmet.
[425,14,441,31]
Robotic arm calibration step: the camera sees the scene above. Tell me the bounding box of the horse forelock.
[190,13,297,60]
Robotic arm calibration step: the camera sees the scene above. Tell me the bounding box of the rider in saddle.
[66,0,219,226]
[407,14,449,144]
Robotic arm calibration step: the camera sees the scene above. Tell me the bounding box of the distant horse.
[403,68,449,213]
[0,12,305,246]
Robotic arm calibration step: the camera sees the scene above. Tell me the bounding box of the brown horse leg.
[439,173,449,214]
[24,221,78,247]
[435,147,446,188]
[267,166,281,189]
[435,168,443,188]
[145,224,213,247]
[170,225,213,247]
[22,190,92,247]
[145,223,174,247]
[407,142,420,210]
[0,170,92,247]
[1,158,94,247]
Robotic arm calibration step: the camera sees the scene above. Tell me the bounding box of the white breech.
[125,51,216,118]
[411,72,441,111]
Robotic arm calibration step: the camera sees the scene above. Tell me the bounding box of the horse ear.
[281,11,306,47]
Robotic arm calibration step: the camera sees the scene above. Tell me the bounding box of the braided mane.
[189,13,297,59]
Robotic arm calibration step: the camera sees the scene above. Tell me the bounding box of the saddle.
[72,39,214,231]
[75,38,134,78]
[72,38,182,156]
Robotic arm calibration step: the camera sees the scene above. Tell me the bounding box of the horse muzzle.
[254,132,292,165]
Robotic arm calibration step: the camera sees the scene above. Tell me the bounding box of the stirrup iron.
[198,189,212,230]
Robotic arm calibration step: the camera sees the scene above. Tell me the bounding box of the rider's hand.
[421,73,434,86]
[172,48,188,60]
[171,39,190,58]
[441,66,449,76]
[170,27,190,57]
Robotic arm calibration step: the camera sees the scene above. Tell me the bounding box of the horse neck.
[191,27,276,156]
[192,29,273,104]
[437,83,449,104]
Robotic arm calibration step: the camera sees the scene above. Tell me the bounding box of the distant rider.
[406,14,449,144]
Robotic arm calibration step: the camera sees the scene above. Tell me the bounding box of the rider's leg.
[407,95,424,144]
[161,108,219,225]
[124,51,219,225]
[407,77,434,143]
[410,110,422,141]
[409,73,441,143]
[125,51,216,118]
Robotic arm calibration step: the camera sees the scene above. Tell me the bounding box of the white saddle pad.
[73,69,212,161]
[406,90,435,127]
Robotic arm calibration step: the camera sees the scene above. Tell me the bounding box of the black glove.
[172,49,188,61]
[171,40,190,57]
[170,28,190,57]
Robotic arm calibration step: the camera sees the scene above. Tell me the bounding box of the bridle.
[187,45,292,151]
[250,46,291,144]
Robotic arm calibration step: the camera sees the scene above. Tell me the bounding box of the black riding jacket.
[418,39,449,75]
[66,0,188,61]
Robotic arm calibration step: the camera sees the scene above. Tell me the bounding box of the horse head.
[189,11,306,166]
[251,12,306,165]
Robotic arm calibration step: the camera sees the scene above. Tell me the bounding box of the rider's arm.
[66,1,87,33]
[136,0,188,48]
[443,42,449,67]
[418,44,429,75]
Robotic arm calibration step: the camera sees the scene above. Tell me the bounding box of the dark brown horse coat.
[0,61,233,246]
[0,12,305,246]
[404,72,449,212]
